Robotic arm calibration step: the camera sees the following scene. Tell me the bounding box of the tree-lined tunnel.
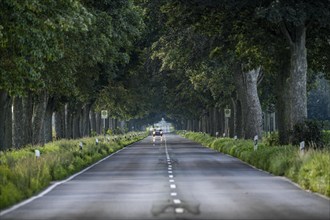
[1,1,330,150]
[0,1,330,218]
[1,134,329,219]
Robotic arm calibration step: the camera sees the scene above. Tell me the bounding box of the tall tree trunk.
[230,98,236,138]
[32,93,48,146]
[235,99,243,138]
[281,24,308,131]
[230,97,238,136]
[44,97,55,143]
[22,93,33,146]
[0,91,12,150]
[82,103,91,137]
[213,108,219,135]
[243,68,263,139]
[72,106,82,139]
[55,105,65,139]
[90,109,96,134]
[289,26,308,129]
[13,96,25,148]
[276,53,291,145]
[235,65,263,139]
[66,104,73,139]
[96,112,101,134]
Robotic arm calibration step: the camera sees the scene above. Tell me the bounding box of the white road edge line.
[0,139,143,216]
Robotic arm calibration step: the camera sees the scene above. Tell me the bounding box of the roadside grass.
[177,130,330,198]
[0,132,147,210]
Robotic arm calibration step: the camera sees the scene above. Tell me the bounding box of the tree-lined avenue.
[1,134,329,220]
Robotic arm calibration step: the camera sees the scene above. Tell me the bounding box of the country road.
[1,134,329,220]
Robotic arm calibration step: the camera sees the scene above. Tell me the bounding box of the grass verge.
[177,131,330,198]
[0,132,147,210]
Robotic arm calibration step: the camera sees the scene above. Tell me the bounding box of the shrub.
[178,130,330,198]
[0,182,23,209]
[322,130,330,148]
[263,132,279,146]
[297,150,330,196]
[291,120,323,148]
[0,131,147,210]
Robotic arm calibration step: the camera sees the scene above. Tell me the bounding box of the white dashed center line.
[164,136,184,214]
[175,208,184,213]
[173,199,181,204]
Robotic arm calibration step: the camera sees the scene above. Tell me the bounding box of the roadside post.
[101,110,108,142]
[216,131,219,138]
[224,107,231,137]
[254,135,258,151]
[35,149,40,159]
[300,141,305,155]
[79,142,83,150]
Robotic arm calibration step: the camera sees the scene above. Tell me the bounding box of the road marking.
[169,175,173,178]
[175,208,184,213]
[170,184,176,189]
[169,179,175,183]
[173,199,181,204]
[168,167,172,170]
[171,192,177,196]
[0,139,142,216]
[168,165,172,168]
[168,170,172,174]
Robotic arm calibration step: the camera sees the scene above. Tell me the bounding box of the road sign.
[224,109,231,118]
[101,110,108,119]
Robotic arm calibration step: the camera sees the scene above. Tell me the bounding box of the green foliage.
[291,120,323,148]
[323,130,330,148]
[297,150,330,196]
[179,131,330,198]
[0,132,147,210]
[263,132,280,146]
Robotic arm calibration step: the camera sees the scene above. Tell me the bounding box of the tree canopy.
[1,0,329,149]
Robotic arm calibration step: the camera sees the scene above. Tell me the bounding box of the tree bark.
[0,91,12,150]
[234,65,263,139]
[90,109,96,134]
[55,105,65,139]
[32,93,48,146]
[22,93,33,146]
[235,98,243,138]
[289,26,308,128]
[243,68,263,139]
[44,97,55,143]
[96,112,101,134]
[72,106,81,139]
[66,104,73,139]
[230,98,236,138]
[82,103,91,137]
[276,53,291,144]
[12,96,25,148]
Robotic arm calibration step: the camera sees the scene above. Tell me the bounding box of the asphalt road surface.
[1,134,329,220]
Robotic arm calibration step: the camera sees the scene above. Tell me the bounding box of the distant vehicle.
[152,129,163,137]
